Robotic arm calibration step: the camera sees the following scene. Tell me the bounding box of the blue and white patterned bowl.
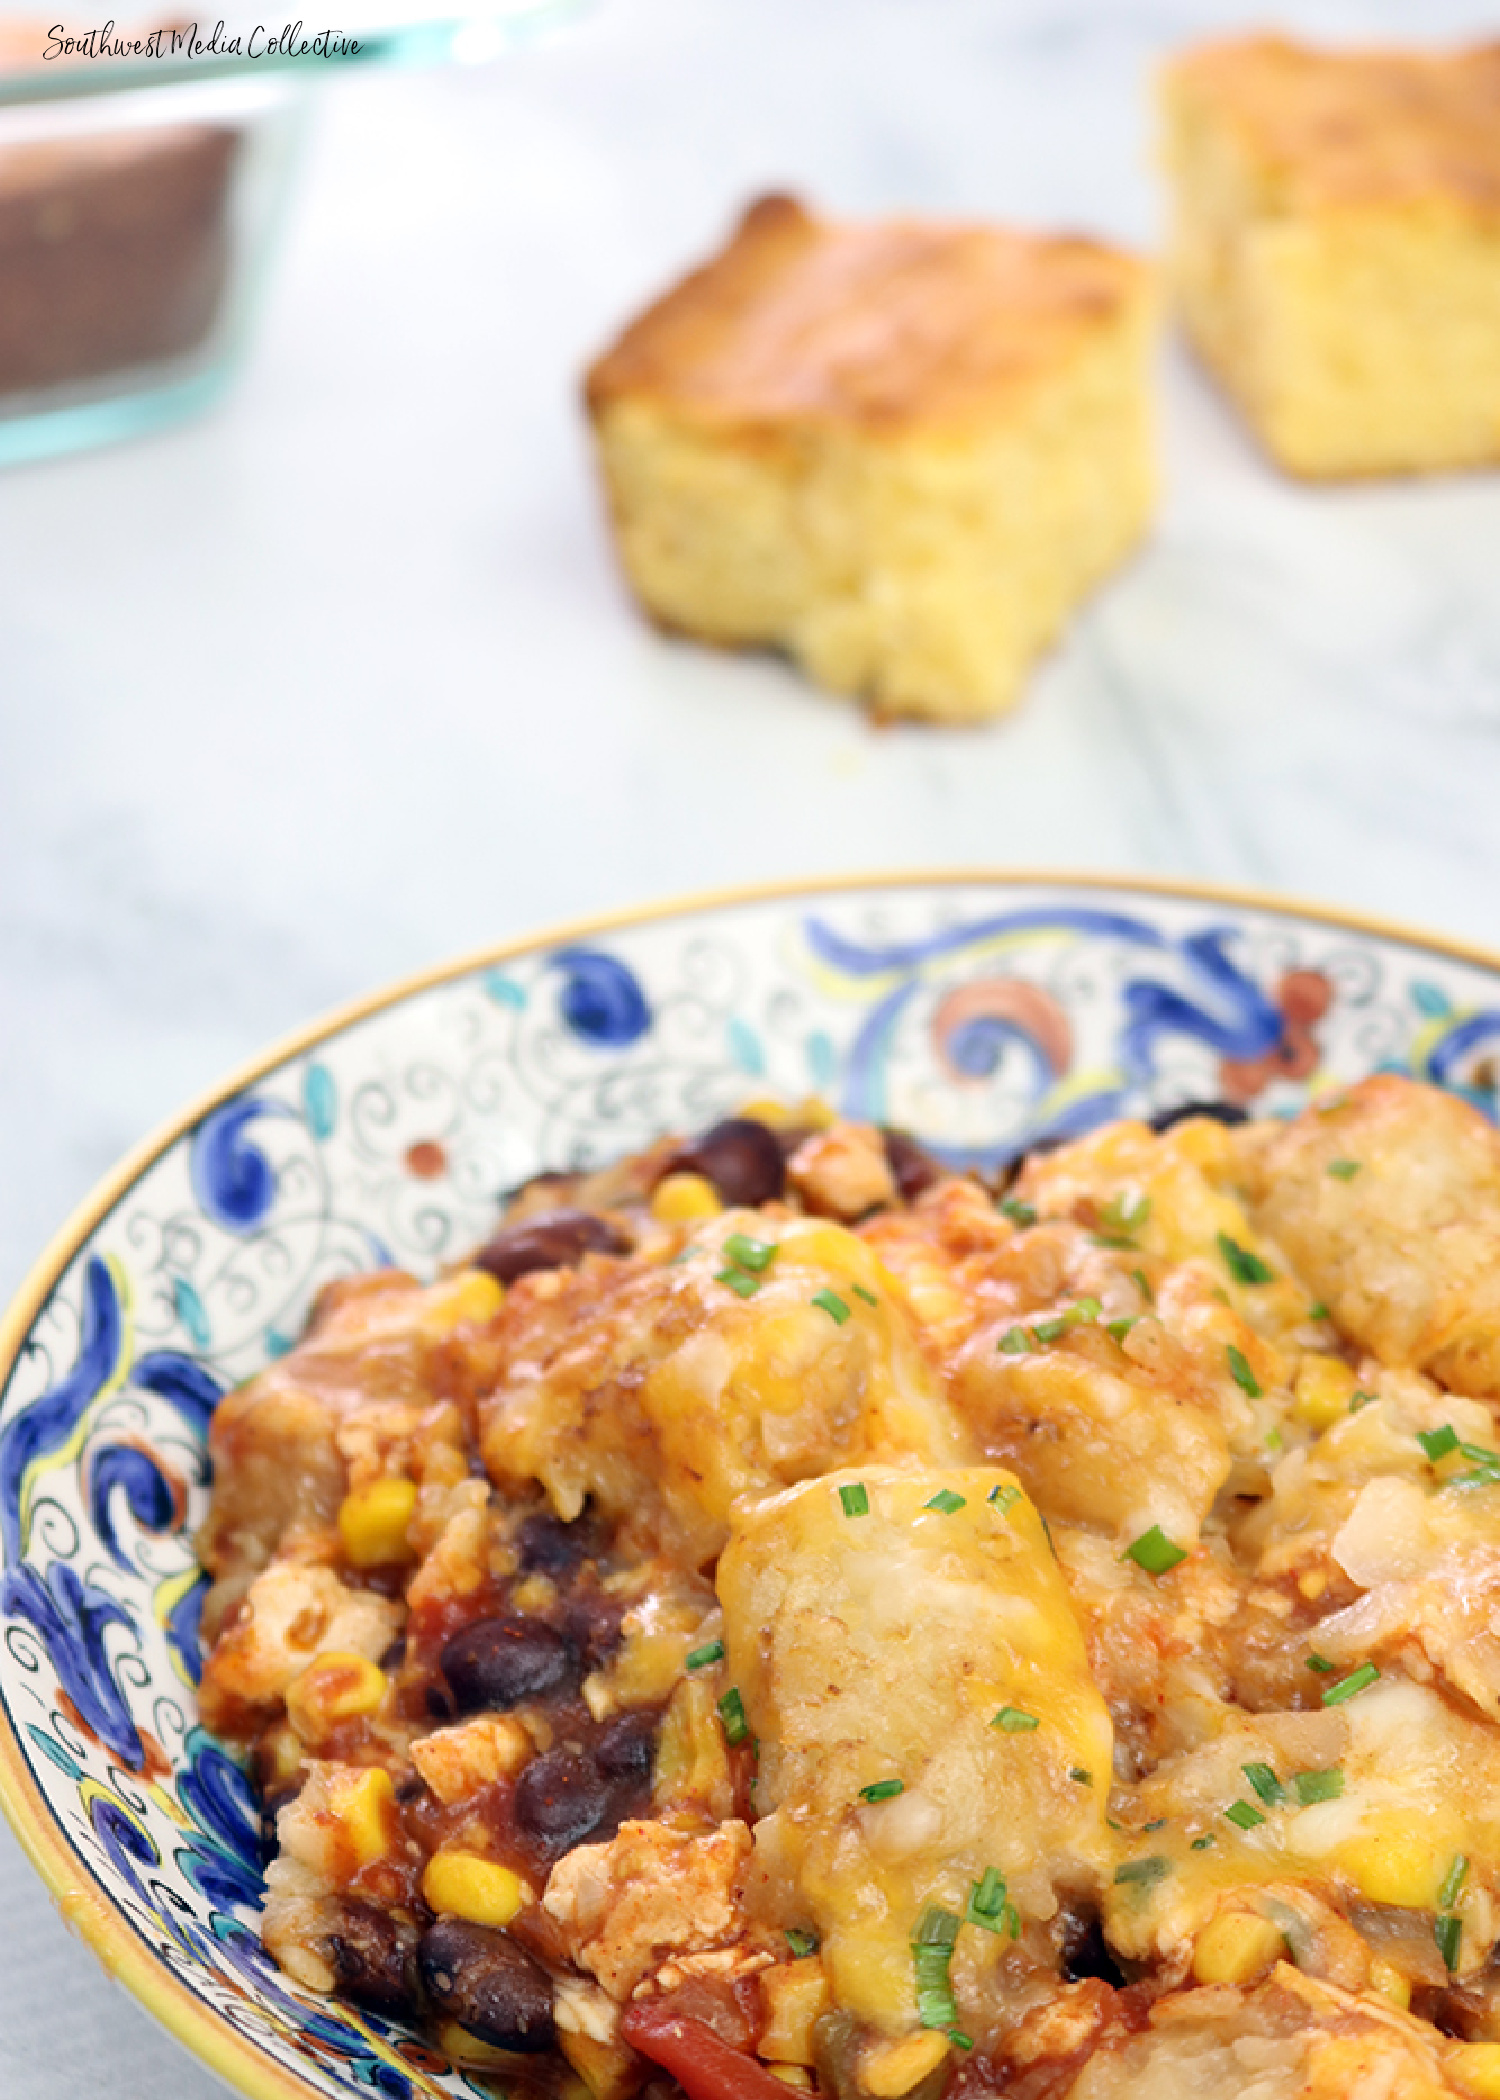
[4,873,1500,2100]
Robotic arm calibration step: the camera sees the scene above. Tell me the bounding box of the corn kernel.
[739,1096,834,1131]
[1293,1355,1358,1431]
[759,1957,830,2065]
[420,1269,505,1335]
[651,1172,723,1224]
[558,2031,642,2100]
[1299,1569,1329,1601]
[435,2020,529,2071]
[286,1652,388,1740]
[338,1476,418,1568]
[860,2032,950,2098]
[1338,1827,1447,1910]
[422,1850,527,1928]
[512,1573,558,1615]
[330,1765,397,1871]
[1192,1910,1286,1987]
[1448,2045,1500,2098]
[261,1723,304,1786]
[1368,1958,1411,2010]
[769,2071,813,2090]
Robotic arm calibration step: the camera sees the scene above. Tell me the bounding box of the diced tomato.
[621,2003,796,2100]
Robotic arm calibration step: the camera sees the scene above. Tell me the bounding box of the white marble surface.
[3,0,1500,2090]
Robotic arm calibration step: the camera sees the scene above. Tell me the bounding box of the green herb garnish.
[1242,1762,1283,1806]
[716,1266,762,1298]
[686,1640,724,1671]
[1418,1425,1460,1462]
[1225,1801,1265,1830]
[1436,1913,1462,1973]
[992,1706,1040,1733]
[1219,1234,1275,1285]
[852,1284,879,1307]
[859,1778,905,1803]
[1320,1662,1379,1706]
[1440,1855,1470,1910]
[723,1233,776,1273]
[999,1198,1036,1227]
[1113,1855,1170,1886]
[785,1927,818,1958]
[717,1688,749,1744]
[1327,1160,1361,1181]
[839,1482,870,1518]
[911,1907,961,2032]
[924,1489,966,1515]
[998,1326,1033,1355]
[1293,1767,1344,1805]
[1227,1345,1262,1398]
[988,1483,1023,1514]
[1124,1526,1186,1575]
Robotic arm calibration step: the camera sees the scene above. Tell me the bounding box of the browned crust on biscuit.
[585,191,1148,435]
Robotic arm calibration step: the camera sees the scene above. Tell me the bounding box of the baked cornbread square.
[584,195,1155,724]
[1162,34,1500,479]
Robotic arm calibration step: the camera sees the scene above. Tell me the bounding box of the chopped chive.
[1242,1762,1283,1806]
[912,1907,961,2032]
[1132,1268,1154,1304]
[998,1325,1033,1355]
[852,1284,879,1307]
[723,1233,776,1273]
[1449,1464,1500,1489]
[1265,1428,1284,1452]
[1069,1296,1103,1325]
[950,2032,975,2051]
[1440,1855,1470,1910]
[717,1688,749,1744]
[1002,1902,1022,1939]
[1320,1661,1379,1706]
[1032,1315,1068,1344]
[1226,1345,1262,1398]
[1349,1390,1376,1413]
[1144,1818,1167,1832]
[1224,1800,1265,1830]
[784,1927,818,1958]
[1460,1440,1500,1468]
[924,1489,967,1515]
[839,1482,870,1518]
[999,1198,1036,1227]
[1190,1834,1215,1851]
[1418,1425,1460,1462]
[1293,1767,1344,1805]
[859,1778,904,1803]
[1327,1160,1361,1181]
[1101,1192,1151,1234]
[1436,1913,1462,1973]
[812,1288,850,1324]
[988,1483,1023,1514]
[716,1267,762,1298]
[992,1706,1040,1733]
[686,1639,725,1671]
[1070,1768,1093,1785]
[1308,1302,1329,1321]
[668,1243,701,1265]
[1113,1855,1170,1887]
[1218,1233,1275,1286]
[1124,1526,1187,1575]
[1092,1233,1136,1250]
[1306,1654,1335,1673]
[966,1867,1009,1931]
[971,1866,1006,1916]
[1106,1317,1138,1343]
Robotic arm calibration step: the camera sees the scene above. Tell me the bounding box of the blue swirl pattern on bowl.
[3,878,1499,2099]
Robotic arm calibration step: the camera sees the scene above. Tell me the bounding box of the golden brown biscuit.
[1161,34,1500,478]
[585,194,1156,724]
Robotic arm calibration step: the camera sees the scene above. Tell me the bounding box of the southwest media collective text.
[44,19,362,59]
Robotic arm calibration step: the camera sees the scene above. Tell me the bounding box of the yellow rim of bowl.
[4,865,1500,2100]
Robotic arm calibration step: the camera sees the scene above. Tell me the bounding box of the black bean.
[256,1783,298,1868]
[1148,1099,1248,1133]
[518,1508,600,1575]
[440,1616,577,1714]
[1059,1909,1125,1988]
[416,1917,555,2051]
[881,1128,942,1203]
[561,1589,625,1671]
[474,1208,631,1286]
[595,1708,657,1782]
[669,1117,784,1207]
[513,1748,609,1853]
[329,1903,417,2015]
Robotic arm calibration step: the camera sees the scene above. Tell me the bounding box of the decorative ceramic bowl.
[4,873,1500,2100]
